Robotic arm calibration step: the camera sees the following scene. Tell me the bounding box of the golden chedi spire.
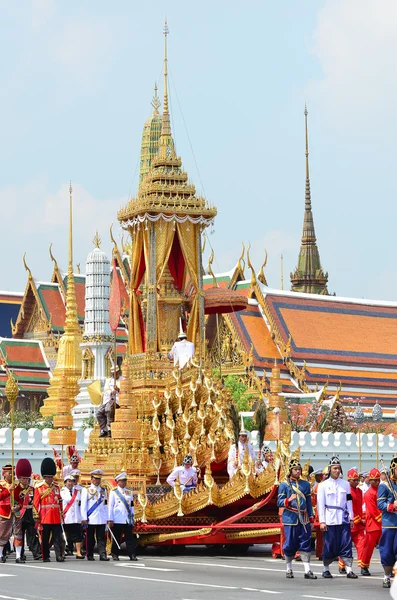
[290,106,329,295]
[118,20,216,222]
[42,183,82,446]
[139,83,163,187]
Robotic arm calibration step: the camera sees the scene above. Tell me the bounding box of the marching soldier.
[0,462,32,564]
[20,465,41,561]
[311,468,324,559]
[60,475,84,559]
[80,469,109,561]
[227,431,256,479]
[108,472,137,561]
[377,457,397,588]
[361,468,382,576]
[167,455,198,494]
[277,458,316,579]
[338,468,365,574]
[33,458,63,563]
[317,456,358,579]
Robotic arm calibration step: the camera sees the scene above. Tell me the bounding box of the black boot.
[304,571,317,579]
[361,567,371,576]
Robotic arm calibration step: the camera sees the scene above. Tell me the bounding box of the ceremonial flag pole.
[5,370,19,504]
[109,257,122,388]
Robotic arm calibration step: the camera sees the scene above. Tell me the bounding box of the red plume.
[52,448,62,470]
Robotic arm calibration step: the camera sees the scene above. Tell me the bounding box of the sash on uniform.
[87,491,104,518]
[63,489,78,517]
[114,488,133,524]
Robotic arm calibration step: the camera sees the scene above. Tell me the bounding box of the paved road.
[0,546,389,600]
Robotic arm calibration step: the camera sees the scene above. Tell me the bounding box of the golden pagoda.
[41,184,81,446]
[139,84,162,186]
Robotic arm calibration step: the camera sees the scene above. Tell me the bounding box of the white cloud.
[32,0,56,31]
[308,1,397,129]
[0,177,126,288]
[54,20,114,85]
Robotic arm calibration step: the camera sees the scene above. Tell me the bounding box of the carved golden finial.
[207,249,217,287]
[247,244,256,291]
[76,263,81,274]
[64,182,80,333]
[49,243,57,267]
[304,104,309,180]
[163,18,169,116]
[238,242,245,274]
[93,231,101,248]
[280,254,284,290]
[151,82,161,115]
[22,253,33,279]
[110,223,117,248]
[258,249,268,286]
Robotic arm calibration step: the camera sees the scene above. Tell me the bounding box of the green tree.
[0,410,53,430]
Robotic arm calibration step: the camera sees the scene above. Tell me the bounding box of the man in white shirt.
[108,472,137,561]
[317,456,358,579]
[227,431,256,479]
[60,475,84,559]
[166,455,198,493]
[97,366,122,438]
[80,469,109,561]
[168,331,195,370]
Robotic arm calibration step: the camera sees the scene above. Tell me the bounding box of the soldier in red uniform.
[0,463,29,564]
[338,468,366,573]
[361,468,382,576]
[311,469,324,559]
[33,458,63,563]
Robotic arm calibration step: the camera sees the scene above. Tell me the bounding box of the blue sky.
[1,1,397,300]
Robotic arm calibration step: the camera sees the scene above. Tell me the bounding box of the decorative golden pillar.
[265,361,290,442]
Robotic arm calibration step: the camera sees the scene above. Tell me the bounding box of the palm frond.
[253,401,267,448]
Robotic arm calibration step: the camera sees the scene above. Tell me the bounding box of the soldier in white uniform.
[227,431,256,479]
[108,472,137,561]
[80,469,109,561]
[166,455,198,493]
[60,475,84,559]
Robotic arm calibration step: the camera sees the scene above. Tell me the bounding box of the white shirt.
[168,340,195,369]
[80,484,108,525]
[227,441,256,478]
[317,476,353,525]
[255,459,270,475]
[108,486,135,524]
[102,377,123,406]
[166,466,198,490]
[60,486,82,524]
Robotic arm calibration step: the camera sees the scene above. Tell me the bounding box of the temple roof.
[0,339,51,395]
[0,292,23,337]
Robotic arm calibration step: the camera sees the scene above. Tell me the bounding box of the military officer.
[108,472,137,561]
[33,458,63,563]
[60,475,84,559]
[378,457,397,588]
[80,469,109,561]
[277,458,316,579]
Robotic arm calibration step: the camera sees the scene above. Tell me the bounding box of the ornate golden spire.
[65,182,80,334]
[93,231,101,248]
[158,18,175,159]
[290,106,329,295]
[151,82,161,115]
[41,182,82,440]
